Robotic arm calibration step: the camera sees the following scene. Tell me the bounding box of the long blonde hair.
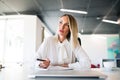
[60,14,79,49]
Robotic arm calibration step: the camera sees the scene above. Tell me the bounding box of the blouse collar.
[56,35,69,45]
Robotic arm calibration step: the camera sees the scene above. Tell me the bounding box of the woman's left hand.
[52,63,68,67]
[60,63,68,67]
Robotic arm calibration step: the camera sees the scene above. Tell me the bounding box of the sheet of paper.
[36,66,73,71]
[47,66,73,71]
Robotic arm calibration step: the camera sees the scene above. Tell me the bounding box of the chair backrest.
[78,37,81,46]
[116,58,120,67]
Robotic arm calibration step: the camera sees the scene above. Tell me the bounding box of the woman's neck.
[58,35,66,43]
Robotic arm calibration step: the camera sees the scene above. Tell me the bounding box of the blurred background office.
[0,0,120,68]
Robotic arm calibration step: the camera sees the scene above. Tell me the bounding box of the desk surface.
[92,68,120,80]
[0,64,120,80]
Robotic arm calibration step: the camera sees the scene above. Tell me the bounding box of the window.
[0,18,24,66]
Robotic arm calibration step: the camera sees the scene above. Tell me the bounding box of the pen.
[36,58,46,61]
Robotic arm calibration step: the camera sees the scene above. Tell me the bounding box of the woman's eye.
[59,21,62,24]
[64,23,69,27]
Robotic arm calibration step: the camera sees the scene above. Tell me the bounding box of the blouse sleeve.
[35,37,49,68]
[36,37,49,59]
[68,45,91,70]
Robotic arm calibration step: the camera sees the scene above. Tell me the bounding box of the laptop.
[29,69,107,79]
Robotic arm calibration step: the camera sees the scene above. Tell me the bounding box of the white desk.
[0,64,119,80]
[0,65,120,80]
[92,68,120,80]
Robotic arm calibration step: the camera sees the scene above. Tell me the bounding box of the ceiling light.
[102,19,119,24]
[60,9,88,14]
[81,29,84,33]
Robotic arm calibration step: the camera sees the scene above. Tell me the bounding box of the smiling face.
[58,16,70,40]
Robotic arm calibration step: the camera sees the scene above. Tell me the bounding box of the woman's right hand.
[39,58,50,69]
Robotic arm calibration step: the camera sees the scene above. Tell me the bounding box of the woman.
[36,14,91,70]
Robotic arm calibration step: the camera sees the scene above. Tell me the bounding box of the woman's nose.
[60,24,64,29]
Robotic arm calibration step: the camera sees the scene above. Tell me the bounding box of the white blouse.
[36,36,91,70]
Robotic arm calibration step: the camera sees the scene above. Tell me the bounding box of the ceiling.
[0,0,120,34]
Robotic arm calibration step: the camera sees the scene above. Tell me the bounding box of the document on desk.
[48,66,73,71]
[37,66,73,71]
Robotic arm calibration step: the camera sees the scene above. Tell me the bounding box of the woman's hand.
[39,58,50,69]
[52,63,68,67]
[60,63,68,67]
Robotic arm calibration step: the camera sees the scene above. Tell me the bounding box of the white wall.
[79,34,119,67]
[24,15,36,63]
[36,17,44,51]
[23,15,45,70]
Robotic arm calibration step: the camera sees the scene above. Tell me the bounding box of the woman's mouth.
[59,30,64,33]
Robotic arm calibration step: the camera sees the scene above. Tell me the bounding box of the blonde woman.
[36,14,91,70]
